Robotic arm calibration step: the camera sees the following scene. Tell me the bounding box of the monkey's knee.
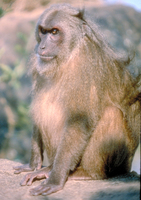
[81,106,129,179]
[102,106,124,122]
[82,139,130,179]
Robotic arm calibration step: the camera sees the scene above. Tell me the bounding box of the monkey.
[14,4,141,196]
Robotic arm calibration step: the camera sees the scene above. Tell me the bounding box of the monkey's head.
[33,3,124,84]
[34,4,87,76]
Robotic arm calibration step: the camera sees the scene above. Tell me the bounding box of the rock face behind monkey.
[14,4,141,196]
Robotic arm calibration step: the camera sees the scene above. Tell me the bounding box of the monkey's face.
[36,27,62,62]
[35,18,64,75]
[34,6,83,76]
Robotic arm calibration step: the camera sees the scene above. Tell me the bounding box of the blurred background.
[0,0,140,173]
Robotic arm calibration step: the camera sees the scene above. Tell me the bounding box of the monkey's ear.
[75,9,85,20]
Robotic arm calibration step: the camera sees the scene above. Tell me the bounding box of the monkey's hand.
[13,163,41,174]
[19,167,50,186]
[29,177,63,196]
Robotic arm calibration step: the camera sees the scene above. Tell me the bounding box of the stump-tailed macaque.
[14,4,141,196]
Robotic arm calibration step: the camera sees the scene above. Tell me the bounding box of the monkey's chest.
[31,94,64,144]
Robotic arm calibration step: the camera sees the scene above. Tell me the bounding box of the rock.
[0,159,140,200]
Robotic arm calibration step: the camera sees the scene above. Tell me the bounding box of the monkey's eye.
[40,27,48,35]
[50,28,59,35]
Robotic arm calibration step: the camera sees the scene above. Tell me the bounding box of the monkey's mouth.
[37,54,55,62]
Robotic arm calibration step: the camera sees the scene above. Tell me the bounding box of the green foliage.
[0,31,31,131]
[0,57,32,162]
[0,62,31,131]
[0,7,4,17]
[0,63,22,87]
[0,23,33,161]
[15,32,28,56]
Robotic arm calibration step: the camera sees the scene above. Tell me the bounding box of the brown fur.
[14,4,141,195]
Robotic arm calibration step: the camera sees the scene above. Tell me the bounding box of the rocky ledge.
[0,159,140,200]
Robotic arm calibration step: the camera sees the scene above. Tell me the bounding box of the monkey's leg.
[29,121,92,195]
[14,126,44,174]
[68,166,92,180]
[82,106,133,179]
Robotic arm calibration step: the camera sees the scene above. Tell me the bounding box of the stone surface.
[0,159,140,200]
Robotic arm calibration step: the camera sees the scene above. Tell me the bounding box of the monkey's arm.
[14,125,44,174]
[29,118,91,195]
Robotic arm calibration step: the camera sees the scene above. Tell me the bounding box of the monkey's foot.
[20,167,50,186]
[13,163,36,174]
[29,180,63,196]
